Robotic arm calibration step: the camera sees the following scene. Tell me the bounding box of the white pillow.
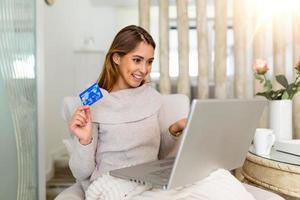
[86,169,255,200]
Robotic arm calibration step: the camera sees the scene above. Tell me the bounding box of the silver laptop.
[110,99,267,190]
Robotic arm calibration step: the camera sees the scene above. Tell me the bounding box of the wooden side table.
[239,146,300,199]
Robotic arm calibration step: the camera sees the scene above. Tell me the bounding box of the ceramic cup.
[253,128,275,156]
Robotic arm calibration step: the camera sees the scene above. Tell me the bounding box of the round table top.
[249,145,300,167]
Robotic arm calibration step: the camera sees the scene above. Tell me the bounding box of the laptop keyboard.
[150,167,172,179]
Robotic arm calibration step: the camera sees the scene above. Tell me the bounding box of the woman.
[67,25,187,192]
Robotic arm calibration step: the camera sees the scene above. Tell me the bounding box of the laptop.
[110,99,267,190]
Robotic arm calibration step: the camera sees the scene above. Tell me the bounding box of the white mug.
[253,128,275,155]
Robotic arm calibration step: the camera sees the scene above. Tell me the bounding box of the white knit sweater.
[63,84,186,190]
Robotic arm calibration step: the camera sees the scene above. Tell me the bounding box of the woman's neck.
[110,85,128,92]
[110,84,144,93]
[111,84,136,93]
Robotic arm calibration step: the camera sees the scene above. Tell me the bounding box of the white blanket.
[85,169,255,200]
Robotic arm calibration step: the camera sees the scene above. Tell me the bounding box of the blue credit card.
[79,83,103,106]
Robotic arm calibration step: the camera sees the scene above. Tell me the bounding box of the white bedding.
[85,169,256,200]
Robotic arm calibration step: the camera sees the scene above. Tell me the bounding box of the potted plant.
[253,59,300,141]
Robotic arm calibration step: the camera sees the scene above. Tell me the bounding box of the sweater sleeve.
[63,123,99,181]
[158,95,190,159]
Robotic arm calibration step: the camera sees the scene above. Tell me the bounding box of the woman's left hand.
[169,118,187,137]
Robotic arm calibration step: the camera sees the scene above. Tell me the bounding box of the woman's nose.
[139,62,147,74]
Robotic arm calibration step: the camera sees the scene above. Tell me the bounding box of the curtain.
[139,0,300,139]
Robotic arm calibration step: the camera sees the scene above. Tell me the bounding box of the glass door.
[0,0,38,199]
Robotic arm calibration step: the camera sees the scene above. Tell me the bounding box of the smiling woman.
[97,25,156,92]
[56,25,188,199]
[111,42,154,91]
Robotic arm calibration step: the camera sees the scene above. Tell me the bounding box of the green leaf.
[256,92,272,100]
[276,75,289,88]
[282,91,289,99]
[264,80,272,92]
[286,83,296,99]
[254,74,264,82]
[271,89,284,100]
[288,81,300,99]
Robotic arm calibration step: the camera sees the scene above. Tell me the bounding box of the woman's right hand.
[68,106,93,145]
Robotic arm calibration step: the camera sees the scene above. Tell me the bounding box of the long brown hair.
[97,25,156,92]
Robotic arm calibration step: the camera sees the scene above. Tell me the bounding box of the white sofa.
[55,94,284,200]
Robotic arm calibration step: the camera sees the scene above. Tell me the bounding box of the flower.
[253,59,300,100]
[253,59,269,75]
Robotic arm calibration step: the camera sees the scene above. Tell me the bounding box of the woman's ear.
[112,53,121,65]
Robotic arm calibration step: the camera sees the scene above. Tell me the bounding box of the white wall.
[44,0,119,179]
[37,0,46,198]
[115,6,138,32]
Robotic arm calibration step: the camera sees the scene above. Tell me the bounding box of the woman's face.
[112,42,154,91]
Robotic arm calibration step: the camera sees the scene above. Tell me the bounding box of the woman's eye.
[133,58,141,63]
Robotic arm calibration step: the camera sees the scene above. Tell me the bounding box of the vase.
[269,100,293,141]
